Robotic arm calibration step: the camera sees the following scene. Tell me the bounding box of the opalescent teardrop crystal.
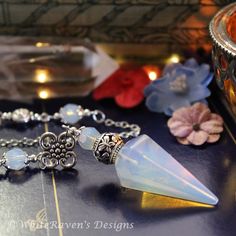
[115,134,218,205]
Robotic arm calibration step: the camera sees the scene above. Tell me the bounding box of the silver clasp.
[62,125,84,140]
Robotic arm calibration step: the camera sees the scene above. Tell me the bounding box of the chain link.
[0,137,40,148]
[91,110,140,138]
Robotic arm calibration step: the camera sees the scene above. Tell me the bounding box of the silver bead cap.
[93,133,124,165]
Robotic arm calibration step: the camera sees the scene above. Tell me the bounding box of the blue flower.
[144,58,213,116]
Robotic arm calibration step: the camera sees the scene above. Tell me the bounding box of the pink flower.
[167,103,224,145]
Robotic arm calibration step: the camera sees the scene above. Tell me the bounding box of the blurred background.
[0,0,234,114]
[0,0,233,62]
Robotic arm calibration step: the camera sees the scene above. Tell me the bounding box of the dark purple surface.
[0,96,235,236]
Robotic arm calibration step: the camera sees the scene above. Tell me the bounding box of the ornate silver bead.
[92,133,124,165]
[12,108,31,123]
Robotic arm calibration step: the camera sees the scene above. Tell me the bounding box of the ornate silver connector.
[38,131,77,169]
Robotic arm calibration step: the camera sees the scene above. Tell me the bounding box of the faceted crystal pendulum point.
[77,127,218,205]
[115,135,218,205]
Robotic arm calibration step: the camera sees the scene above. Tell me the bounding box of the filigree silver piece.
[93,133,124,165]
[38,131,77,169]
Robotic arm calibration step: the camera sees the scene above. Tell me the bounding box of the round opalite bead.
[60,104,82,124]
[5,148,27,170]
[78,127,101,150]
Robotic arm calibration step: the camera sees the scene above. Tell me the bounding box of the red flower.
[93,67,150,108]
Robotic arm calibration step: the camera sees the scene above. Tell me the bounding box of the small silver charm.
[93,133,124,165]
[38,131,77,169]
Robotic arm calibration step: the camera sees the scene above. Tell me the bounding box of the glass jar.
[209,3,236,117]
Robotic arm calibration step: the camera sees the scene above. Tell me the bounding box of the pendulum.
[78,127,218,206]
[0,104,219,206]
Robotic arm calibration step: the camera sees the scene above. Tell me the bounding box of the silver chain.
[0,105,141,148]
[85,109,140,138]
[0,137,40,148]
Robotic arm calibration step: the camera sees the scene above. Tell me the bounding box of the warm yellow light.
[167,54,181,64]
[148,71,157,81]
[141,192,214,209]
[35,69,49,83]
[223,158,231,168]
[66,111,74,116]
[143,65,160,81]
[38,89,50,99]
[29,58,36,63]
[35,42,50,47]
